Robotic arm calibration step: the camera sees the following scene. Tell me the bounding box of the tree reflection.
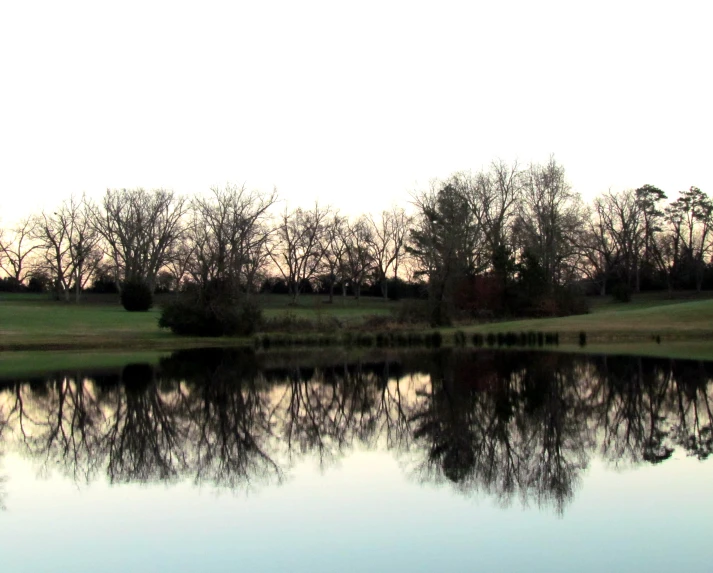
[0,348,711,514]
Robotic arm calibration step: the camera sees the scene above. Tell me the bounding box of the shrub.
[121,280,153,311]
[159,297,262,337]
[611,283,632,303]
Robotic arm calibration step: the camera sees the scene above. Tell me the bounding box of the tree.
[666,187,713,292]
[320,213,348,303]
[467,160,521,279]
[340,216,374,301]
[187,184,277,301]
[365,207,411,299]
[592,189,643,292]
[33,195,103,302]
[576,201,620,296]
[514,157,584,291]
[0,216,39,285]
[270,203,331,304]
[409,179,483,326]
[90,188,188,290]
[635,184,668,291]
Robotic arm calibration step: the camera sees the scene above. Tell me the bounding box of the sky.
[1,0,711,227]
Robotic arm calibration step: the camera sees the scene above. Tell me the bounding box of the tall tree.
[340,216,374,301]
[666,186,713,291]
[270,203,331,303]
[0,216,39,285]
[365,207,411,299]
[33,195,103,301]
[187,184,277,301]
[91,188,188,290]
[468,160,521,278]
[409,180,483,326]
[514,157,584,291]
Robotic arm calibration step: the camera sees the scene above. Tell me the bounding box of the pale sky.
[1,0,711,226]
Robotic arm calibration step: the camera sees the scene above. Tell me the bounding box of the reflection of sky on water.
[0,348,712,572]
[1,450,711,573]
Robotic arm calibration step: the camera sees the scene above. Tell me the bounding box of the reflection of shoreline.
[0,349,711,514]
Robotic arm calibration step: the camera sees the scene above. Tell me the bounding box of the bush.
[121,281,153,311]
[159,296,262,337]
[611,283,632,303]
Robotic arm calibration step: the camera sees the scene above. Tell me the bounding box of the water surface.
[0,348,711,572]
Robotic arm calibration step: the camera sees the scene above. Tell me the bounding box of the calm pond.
[0,348,711,572]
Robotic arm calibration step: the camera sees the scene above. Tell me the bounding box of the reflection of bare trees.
[0,350,712,514]
[409,352,591,513]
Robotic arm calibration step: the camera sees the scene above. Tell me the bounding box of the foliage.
[120,280,153,312]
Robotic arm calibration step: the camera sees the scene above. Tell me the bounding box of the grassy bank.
[2,291,713,360]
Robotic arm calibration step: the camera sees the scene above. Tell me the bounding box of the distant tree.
[320,213,348,303]
[0,216,39,284]
[365,207,411,299]
[340,216,374,301]
[187,184,277,301]
[666,186,713,292]
[33,195,103,302]
[514,157,584,291]
[90,188,188,291]
[270,203,331,304]
[467,159,521,279]
[409,179,483,326]
[576,201,619,296]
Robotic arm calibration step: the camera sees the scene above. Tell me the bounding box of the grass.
[0,349,168,378]
[461,298,713,342]
[3,291,713,360]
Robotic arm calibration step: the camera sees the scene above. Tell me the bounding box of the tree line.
[1,156,711,323]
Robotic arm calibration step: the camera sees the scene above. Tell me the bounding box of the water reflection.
[0,348,711,514]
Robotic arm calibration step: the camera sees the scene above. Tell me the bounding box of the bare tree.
[468,160,522,277]
[340,216,374,301]
[0,216,39,285]
[365,206,411,299]
[270,203,331,304]
[320,213,348,303]
[187,184,277,301]
[90,188,189,290]
[515,157,584,290]
[33,195,103,301]
[575,202,620,296]
[593,189,644,291]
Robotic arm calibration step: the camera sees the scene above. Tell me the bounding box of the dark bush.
[159,297,262,337]
[611,283,632,303]
[121,281,153,311]
[27,274,50,293]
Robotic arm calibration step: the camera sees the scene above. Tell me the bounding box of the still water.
[0,348,711,572]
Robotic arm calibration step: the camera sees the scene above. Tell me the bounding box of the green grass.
[3,291,713,360]
[0,294,239,351]
[0,350,168,378]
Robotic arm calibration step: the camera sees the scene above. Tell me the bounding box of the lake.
[0,347,711,572]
